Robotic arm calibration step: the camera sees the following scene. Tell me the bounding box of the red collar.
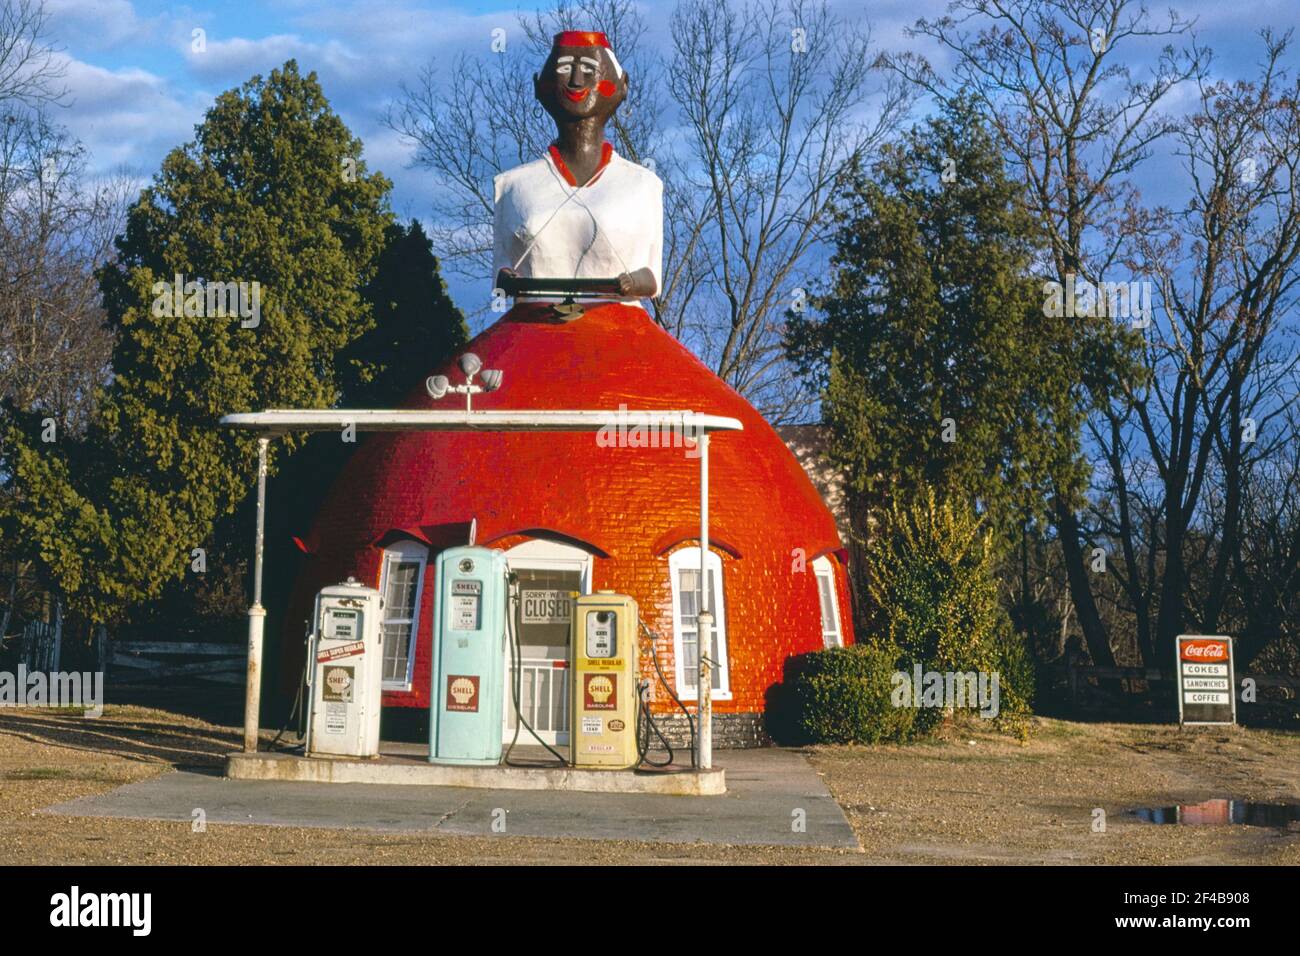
[548,141,614,187]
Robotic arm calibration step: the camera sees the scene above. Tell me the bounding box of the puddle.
[1130,798,1300,827]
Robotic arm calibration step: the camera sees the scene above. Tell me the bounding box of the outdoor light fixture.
[427,353,503,411]
[459,352,483,378]
[426,375,450,400]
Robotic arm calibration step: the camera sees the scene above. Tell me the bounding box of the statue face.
[536,43,626,124]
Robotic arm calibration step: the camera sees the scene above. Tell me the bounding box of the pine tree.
[786,98,1091,547]
[341,219,469,407]
[5,61,393,622]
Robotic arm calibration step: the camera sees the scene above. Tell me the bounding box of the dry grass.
[809,716,1300,864]
[2,705,1298,864]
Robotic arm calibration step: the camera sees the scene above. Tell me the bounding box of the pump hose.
[635,683,675,767]
[637,617,697,769]
[268,629,310,753]
[504,581,567,767]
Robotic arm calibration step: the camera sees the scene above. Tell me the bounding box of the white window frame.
[501,538,594,746]
[812,555,844,648]
[669,547,731,700]
[502,538,593,595]
[377,539,428,691]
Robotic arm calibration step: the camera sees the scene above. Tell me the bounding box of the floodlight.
[426,375,450,399]
[459,353,483,378]
[480,369,504,392]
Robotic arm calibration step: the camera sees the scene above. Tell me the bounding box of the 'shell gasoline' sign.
[1176,635,1235,726]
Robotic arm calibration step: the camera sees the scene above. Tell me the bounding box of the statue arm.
[492,173,515,288]
[618,175,663,298]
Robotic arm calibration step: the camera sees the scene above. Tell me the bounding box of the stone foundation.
[643,711,770,750]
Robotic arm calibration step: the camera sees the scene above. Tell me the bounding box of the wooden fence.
[20,620,60,671]
[1061,663,1298,707]
[109,641,245,685]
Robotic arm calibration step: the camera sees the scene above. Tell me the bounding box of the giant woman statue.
[493,30,662,303]
[282,29,853,737]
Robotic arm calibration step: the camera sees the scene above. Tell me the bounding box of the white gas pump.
[305,577,384,758]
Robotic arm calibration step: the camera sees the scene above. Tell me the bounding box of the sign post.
[1175,635,1236,726]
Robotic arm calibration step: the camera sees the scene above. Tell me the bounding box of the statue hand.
[617,268,657,298]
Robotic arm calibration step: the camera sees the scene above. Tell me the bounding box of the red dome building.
[284,301,853,746]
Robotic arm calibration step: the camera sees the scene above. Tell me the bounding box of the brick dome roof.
[289,302,852,715]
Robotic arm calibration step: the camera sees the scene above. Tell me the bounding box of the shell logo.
[587,675,614,703]
[325,668,352,695]
[450,677,476,704]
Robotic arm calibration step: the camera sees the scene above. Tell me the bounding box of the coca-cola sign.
[1176,635,1235,726]
[1179,638,1228,662]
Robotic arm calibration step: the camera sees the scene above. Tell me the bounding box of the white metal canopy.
[223,405,742,771]
[219,408,744,434]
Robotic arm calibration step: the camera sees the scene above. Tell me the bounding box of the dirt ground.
[1,705,1297,865]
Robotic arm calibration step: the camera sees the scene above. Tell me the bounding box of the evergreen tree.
[786,98,1092,547]
[341,219,468,407]
[5,61,393,622]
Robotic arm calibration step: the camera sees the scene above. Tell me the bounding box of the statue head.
[534,31,628,130]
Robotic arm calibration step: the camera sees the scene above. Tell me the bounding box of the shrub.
[866,490,1034,733]
[778,642,916,745]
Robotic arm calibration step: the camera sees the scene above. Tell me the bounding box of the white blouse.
[493,148,664,300]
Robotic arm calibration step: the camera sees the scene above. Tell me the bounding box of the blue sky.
[44,0,1300,314]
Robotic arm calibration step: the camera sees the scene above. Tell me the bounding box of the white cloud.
[56,54,208,172]
[185,33,365,84]
[45,0,202,53]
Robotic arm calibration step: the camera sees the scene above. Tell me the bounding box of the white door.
[501,540,592,746]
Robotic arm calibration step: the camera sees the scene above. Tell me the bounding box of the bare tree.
[1230,404,1300,663]
[0,110,123,433]
[387,0,904,420]
[891,0,1206,666]
[0,0,65,112]
[667,0,905,418]
[1094,32,1300,663]
[0,0,119,639]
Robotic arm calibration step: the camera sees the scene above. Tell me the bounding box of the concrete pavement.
[42,748,859,849]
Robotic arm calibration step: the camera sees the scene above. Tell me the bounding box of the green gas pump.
[429,546,508,765]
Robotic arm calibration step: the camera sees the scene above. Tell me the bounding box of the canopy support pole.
[243,437,269,753]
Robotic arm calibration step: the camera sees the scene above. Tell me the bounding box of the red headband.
[553,30,610,48]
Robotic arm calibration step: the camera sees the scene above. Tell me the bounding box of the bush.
[866,490,1034,733]
[778,642,916,745]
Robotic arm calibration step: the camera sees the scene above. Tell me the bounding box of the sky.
[41,0,1300,316]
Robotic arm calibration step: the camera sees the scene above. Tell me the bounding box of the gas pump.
[429,546,508,765]
[305,578,384,758]
[570,591,639,769]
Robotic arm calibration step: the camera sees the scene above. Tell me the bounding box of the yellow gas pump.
[570,591,639,769]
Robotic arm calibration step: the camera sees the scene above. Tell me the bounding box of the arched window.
[812,555,843,648]
[378,539,428,689]
[669,547,730,699]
